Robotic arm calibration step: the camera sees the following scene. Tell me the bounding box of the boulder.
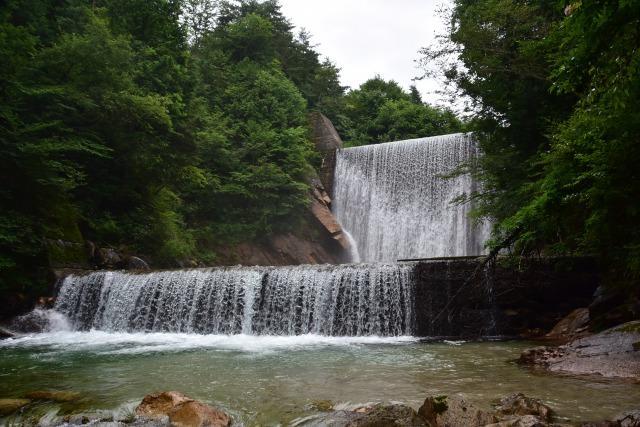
[418,394,497,427]
[545,308,590,342]
[313,404,426,427]
[485,415,550,427]
[518,321,640,380]
[0,398,30,416]
[494,393,552,422]
[97,247,123,268]
[25,390,81,402]
[135,391,230,427]
[614,409,640,427]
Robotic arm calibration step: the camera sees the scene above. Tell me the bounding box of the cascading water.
[333,133,491,262]
[53,263,415,336]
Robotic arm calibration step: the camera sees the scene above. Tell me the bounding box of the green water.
[0,332,638,425]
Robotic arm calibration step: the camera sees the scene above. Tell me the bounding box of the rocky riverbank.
[3,390,638,426]
[519,320,640,381]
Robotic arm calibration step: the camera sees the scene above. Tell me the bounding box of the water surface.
[1,333,639,425]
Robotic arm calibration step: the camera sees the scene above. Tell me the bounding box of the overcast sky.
[278,0,450,105]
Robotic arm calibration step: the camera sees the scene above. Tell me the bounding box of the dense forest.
[419,0,640,308]
[0,0,461,302]
[2,0,639,314]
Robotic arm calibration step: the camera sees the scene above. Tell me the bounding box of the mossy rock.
[0,398,30,416]
[309,399,334,411]
[611,320,640,334]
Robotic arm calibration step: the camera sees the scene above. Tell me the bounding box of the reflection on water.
[1,333,639,425]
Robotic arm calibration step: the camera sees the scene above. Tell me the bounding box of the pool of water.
[1,332,639,425]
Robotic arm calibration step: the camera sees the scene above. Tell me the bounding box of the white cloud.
[278,0,451,105]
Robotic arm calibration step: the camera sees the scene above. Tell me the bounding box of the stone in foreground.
[418,393,553,427]
[0,399,30,416]
[135,391,230,427]
[308,403,426,426]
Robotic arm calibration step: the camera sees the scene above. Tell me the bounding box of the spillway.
[333,133,490,262]
[53,263,415,336]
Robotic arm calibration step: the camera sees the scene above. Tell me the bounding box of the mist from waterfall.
[333,133,490,262]
[53,264,415,336]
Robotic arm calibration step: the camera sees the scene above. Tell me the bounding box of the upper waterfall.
[333,133,490,262]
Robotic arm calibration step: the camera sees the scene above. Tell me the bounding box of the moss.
[433,395,448,414]
[611,321,640,334]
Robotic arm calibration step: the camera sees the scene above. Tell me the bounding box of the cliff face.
[213,177,350,266]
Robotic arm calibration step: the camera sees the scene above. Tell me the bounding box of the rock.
[418,394,497,427]
[0,398,30,416]
[545,308,590,342]
[310,199,343,236]
[97,247,123,268]
[589,287,640,330]
[25,390,81,402]
[309,112,343,195]
[519,321,640,380]
[314,404,426,427]
[0,326,15,339]
[36,296,56,309]
[494,393,552,422]
[614,409,640,427]
[126,256,150,271]
[135,391,230,427]
[308,399,334,411]
[417,395,449,426]
[485,414,549,427]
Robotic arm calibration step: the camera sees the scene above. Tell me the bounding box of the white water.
[333,133,491,262]
[0,331,417,354]
[52,263,415,336]
[344,230,361,263]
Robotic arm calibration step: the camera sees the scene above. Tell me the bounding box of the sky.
[278,0,451,105]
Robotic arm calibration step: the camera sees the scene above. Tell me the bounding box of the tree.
[340,76,463,146]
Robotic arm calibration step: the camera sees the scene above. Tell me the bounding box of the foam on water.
[0,329,417,354]
[333,133,491,261]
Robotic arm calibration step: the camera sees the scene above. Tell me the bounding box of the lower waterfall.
[53,263,415,336]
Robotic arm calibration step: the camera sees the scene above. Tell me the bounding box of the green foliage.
[340,76,464,146]
[0,0,340,304]
[424,0,640,287]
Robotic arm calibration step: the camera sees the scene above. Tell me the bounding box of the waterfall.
[333,133,490,262]
[53,263,415,336]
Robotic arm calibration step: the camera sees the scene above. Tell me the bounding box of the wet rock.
[418,394,497,427]
[0,326,15,339]
[614,409,640,427]
[494,393,552,422]
[315,404,426,427]
[126,256,150,271]
[545,308,590,342]
[308,399,334,411]
[135,391,230,427]
[485,415,550,427]
[0,398,30,416]
[97,247,123,268]
[519,321,640,380]
[36,296,56,309]
[26,390,81,402]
